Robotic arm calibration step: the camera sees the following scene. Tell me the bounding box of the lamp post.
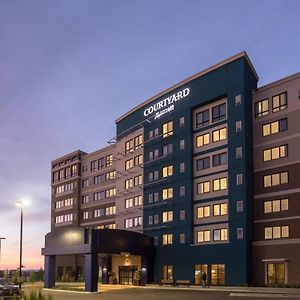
[16,201,24,289]
[0,237,6,269]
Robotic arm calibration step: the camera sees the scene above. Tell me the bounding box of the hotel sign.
[143,87,190,119]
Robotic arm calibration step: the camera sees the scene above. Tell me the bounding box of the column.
[85,253,98,292]
[44,255,56,289]
[101,256,112,284]
[141,256,150,286]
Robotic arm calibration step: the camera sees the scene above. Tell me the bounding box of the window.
[212,128,227,142]
[213,203,228,216]
[180,139,185,150]
[82,179,89,188]
[211,264,225,285]
[154,171,159,181]
[197,181,210,194]
[197,206,210,218]
[125,139,134,154]
[180,233,185,244]
[125,178,133,189]
[213,228,228,241]
[134,154,143,166]
[262,118,287,137]
[197,230,210,242]
[196,157,210,170]
[125,198,133,208]
[264,199,289,213]
[106,188,116,198]
[134,175,142,186]
[162,265,173,280]
[134,195,143,206]
[59,169,64,180]
[94,209,104,218]
[149,130,154,140]
[82,211,89,220]
[267,263,285,285]
[125,218,133,228]
[180,186,186,197]
[263,145,288,162]
[148,172,153,182]
[272,92,287,112]
[196,133,209,147]
[236,147,243,159]
[154,128,159,137]
[264,226,289,239]
[106,155,113,167]
[154,192,159,202]
[180,210,185,220]
[236,173,243,185]
[98,157,105,169]
[162,188,173,200]
[94,191,105,201]
[236,121,242,132]
[255,99,269,118]
[91,160,97,172]
[162,211,173,223]
[180,116,185,127]
[180,162,185,173]
[162,234,173,245]
[213,177,227,191]
[82,195,89,204]
[162,165,173,178]
[237,200,243,212]
[134,134,143,149]
[125,158,134,170]
[162,121,173,138]
[149,151,153,161]
[133,216,142,227]
[162,143,173,156]
[154,214,159,224]
[237,228,244,239]
[212,103,226,122]
[154,236,158,246]
[106,170,116,180]
[235,95,241,106]
[148,215,153,225]
[212,152,227,166]
[148,193,153,203]
[264,171,288,187]
[154,149,159,159]
[196,109,209,128]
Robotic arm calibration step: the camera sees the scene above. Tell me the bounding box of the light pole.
[16,202,24,289]
[0,237,6,269]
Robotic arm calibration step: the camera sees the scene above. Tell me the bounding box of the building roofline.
[253,71,300,94]
[51,150,87,164]
[115,51,258,123]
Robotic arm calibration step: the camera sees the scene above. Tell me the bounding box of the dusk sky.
[1,0,300,270]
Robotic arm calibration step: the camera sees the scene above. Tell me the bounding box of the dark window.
[162,143,173,156]
[196,157,210,170]
[196,109,209,127]
[213,152,227,166]
[272,92,287,112]
[91,160,97,172]
[279,118,287,131]
[212,103,226,122]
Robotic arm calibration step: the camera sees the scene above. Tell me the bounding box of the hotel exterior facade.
[43,52,300,291]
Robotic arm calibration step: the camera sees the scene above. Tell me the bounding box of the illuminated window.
[197,230,210,242]
[105,205,116,215]
[134,154,143,166]
[125,198,133,208]
[197,206,210,218]
[213,203,228,216]
[272,92,287,112]
[263,145,288,162]
[82,211,89,220]
[212,128,227,142]
[162,188,173,200]
[196,109,209,128]
[134,195,143,206]
[213,177,227,191]
[105,188,116,198]
[213,228,228,241]
[125,139,134,154]
[162,165,173,178]
[134,134,143,149]
[262,118,287,136]
[125,178,134,189]
[162,234,173,245]
[125,158,134,170]
[236,147,243,159]
[106,154,113,167]
[264,171,288,187]
[211,264,225,285]
[212,103,226,122]
[236,173,243,185]
[196,133,210,147]
[264,226,289,239]
[264,199,289,213]
[267,263,285,285]
[162,265,173,280]
[162,121,173,138]
[197,181,210,194]
[255,99,269,118]
[162,211,173,223]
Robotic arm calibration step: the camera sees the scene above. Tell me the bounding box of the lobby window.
[236,147,243,159]
[162,143,173,156]
[197,230,210,242]
[236,173,243,185]
[125,158,134,170]
[197,181,210,194]
[162,211,173,223]
[212,128,227,142]
[180,210,185,220]
[154,171,159,181]
[180,186,186,197]
[180,233,185,244]
[197,206,210,218]
[125,198,133,208]
[180,116,185,127]
[162,187,173,200]
[106,155,113,167]
[180,162,185,173]
[213,228,228,241]
[162,265,173,280]
[213,177,227,191]
[134,134,143,149]
[125,139,134,154]
[162,165,173,178]
[272,92,287,112]
[196,157,210,170]
[212,103,226,122]
[263,171,288,187]
[255,99,269,118]
[267,263,285,285]
[134,154,143,166]
[235,95,242,106]
[180,139,185,150]
[237,200,243,213]
[82,195,89,204]
[211,264,225,285]
[264,198,289,213]
[162,234,173,245]
[212,152,227,167]
[236,121,242,133]
[162,121,173,138]
[263,145,288,162]
[262,118,287,136]
[213,203,228,216]
[82,211,89,220]
[264,225,289,239]
[148,215,153,225]
[196,109,209,128]
[237,228,244,240]
[196,133,209,147]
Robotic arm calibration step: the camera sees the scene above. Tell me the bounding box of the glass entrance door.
[119,266,137,285]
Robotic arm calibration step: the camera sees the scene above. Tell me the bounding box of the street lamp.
[0,237,6,269]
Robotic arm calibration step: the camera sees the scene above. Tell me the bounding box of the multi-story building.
[43,52,300,291]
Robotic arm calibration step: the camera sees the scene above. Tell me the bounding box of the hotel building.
[42,52,300,291]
